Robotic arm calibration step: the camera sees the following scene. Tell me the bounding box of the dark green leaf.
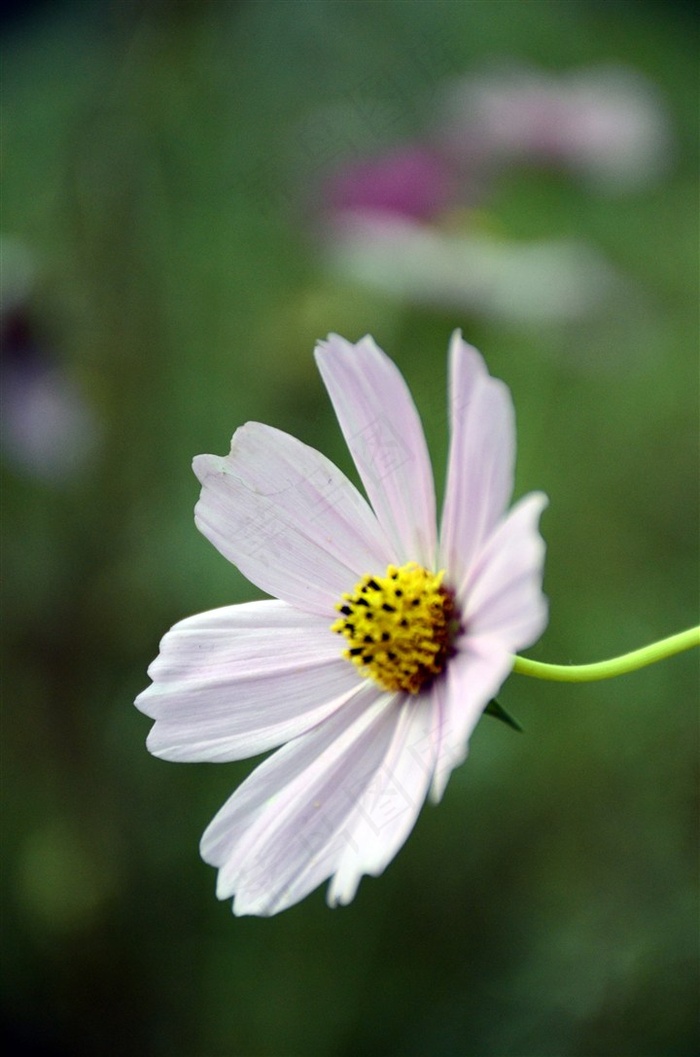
[483,698,523,733]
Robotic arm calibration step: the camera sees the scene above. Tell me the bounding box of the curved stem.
[512,626,700,683]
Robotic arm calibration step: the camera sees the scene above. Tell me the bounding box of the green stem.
[512,626,700,683]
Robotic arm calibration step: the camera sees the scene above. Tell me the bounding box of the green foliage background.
[2,2,698,1055]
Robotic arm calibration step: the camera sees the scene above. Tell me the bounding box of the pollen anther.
[332,562,458,694]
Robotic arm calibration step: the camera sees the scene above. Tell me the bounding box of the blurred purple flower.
[1,238,99,482]
[323,144,458,222]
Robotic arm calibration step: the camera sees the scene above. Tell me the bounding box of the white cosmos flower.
[136,332,548,916]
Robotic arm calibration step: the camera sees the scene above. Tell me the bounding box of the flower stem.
[512,626,700,683]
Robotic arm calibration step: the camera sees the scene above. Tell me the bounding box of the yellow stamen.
[332,561,458,694]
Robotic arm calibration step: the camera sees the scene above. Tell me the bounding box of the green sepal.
[483,698,523,732]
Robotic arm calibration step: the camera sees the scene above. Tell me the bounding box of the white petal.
[440,331,516,591]
[315,334,437,567]
[430,487,548,802]
[200,684,403,916]
[136,600,359,761]
[327,693,439,906]
[194,423,394,616]
[430,638,514,803]
[465,492,549,653]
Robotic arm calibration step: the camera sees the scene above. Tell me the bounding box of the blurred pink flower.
[323,143,457,222]
[136,333,547,915]
[440,63,672,191]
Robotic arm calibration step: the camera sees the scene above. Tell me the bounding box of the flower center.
[332,561,458,694]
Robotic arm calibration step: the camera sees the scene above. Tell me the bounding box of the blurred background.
[2,1,698,1055]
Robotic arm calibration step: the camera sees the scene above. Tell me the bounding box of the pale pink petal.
[314,334,437,567]
[326,693,439,906]
[136,600,360,762]
[430,636,515,803]
[201,684,404,916]
[194,422,394,616]
[440,331,516,592]
[464,492,548,652]
[430,491,548,801]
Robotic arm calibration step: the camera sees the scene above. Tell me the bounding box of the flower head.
[136,332,548,916]
[439,63,671,191]
[323,144,458,223]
